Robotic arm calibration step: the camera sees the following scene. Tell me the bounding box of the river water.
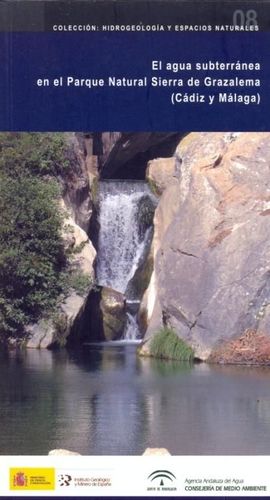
[1,344,270,455]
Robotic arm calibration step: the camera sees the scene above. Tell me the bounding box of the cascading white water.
[96,181,154,293]
[96,181,156,340]
[124,312,141,340]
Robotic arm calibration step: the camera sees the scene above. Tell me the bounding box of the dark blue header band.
[1,32,269,131]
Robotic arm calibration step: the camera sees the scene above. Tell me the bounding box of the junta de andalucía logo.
[147,470,177,491]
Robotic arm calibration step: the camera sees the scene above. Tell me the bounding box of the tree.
[0,133,70,340]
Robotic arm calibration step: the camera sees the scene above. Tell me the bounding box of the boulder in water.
[48,449,81,456]
[48,447,171,456]
[143,448,171,455]
[25,320,55,349]
[100,287,126,340]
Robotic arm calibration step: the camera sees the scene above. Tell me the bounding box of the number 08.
[233,9,258,27]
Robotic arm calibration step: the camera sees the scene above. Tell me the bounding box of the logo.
[58,474,72,486]
[13,472,27,487]
[57,470,112,489]
[147,470,177,492]
[10,468,55,490]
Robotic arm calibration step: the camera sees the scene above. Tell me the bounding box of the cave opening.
[98,132,183,180]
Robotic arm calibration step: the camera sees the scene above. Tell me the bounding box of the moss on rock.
[148,327,194,361]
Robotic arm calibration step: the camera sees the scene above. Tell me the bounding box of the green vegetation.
[0,132,73,177]
[149,327,194,361]
[0,133,86,342]
[70,240,88,255]
[147,177,161,197]
[64,270,93,296]
[0,173,65,339]
[52,313,69,347]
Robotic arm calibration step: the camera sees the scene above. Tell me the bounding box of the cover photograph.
[0,0,270,497]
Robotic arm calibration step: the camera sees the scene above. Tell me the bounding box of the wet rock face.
[100,287,126,340]
[145,132,270,364]
[126,252,154,303]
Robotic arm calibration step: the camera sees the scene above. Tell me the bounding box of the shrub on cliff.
[0,173,66,339]
[0,133,75,341]
[150,327,194,361]
[0,132,73,177]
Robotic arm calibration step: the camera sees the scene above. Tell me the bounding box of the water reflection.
[0,345,270,455]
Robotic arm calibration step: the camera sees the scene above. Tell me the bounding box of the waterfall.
[96,181,154,293]
[124,312,141,340]
[96,180,156,340]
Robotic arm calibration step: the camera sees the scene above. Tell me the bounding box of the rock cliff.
[141,132,270,364]
[25,133,96,349]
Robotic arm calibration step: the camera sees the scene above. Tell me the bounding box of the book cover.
[0,0,269,497]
